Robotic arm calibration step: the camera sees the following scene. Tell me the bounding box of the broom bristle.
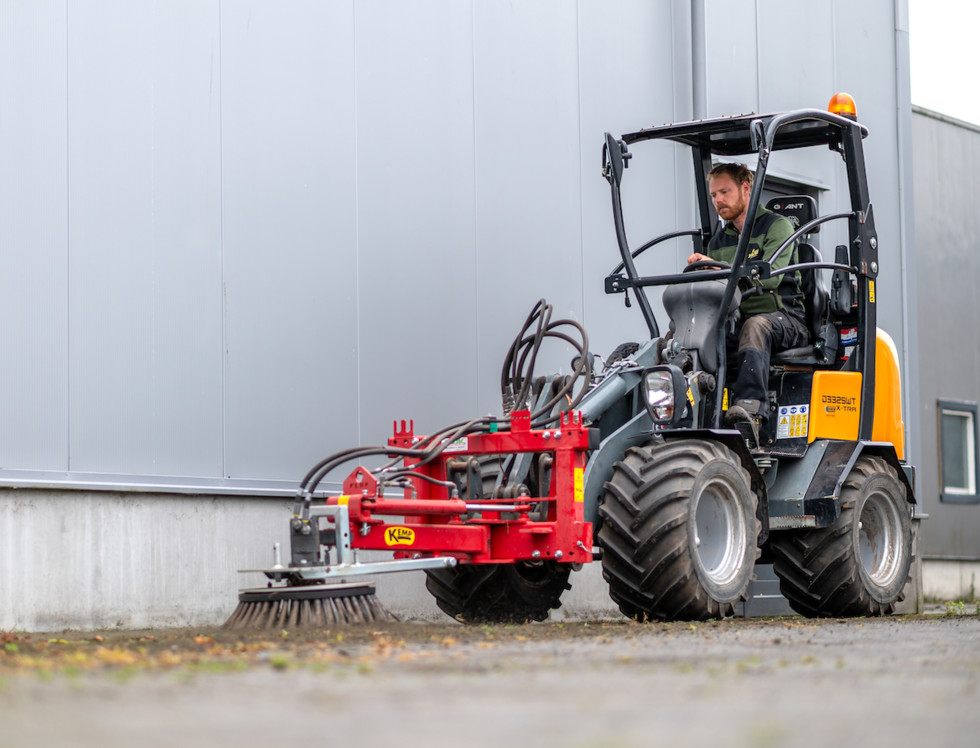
[224,581,393,629]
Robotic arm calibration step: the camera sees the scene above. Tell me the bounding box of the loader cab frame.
[602,108,878,440]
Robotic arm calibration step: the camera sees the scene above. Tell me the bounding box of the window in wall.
[938,400,979,504]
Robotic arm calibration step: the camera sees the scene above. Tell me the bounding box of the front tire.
[597,439,760,621]
[771,455,912,617]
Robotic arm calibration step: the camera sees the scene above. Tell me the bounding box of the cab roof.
[620,110,869,155]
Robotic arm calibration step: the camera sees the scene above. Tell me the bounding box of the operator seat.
[764,196,838,366]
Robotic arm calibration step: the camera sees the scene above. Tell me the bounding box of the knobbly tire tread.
[605,342,640,367]
[770,455,912,617]
[597,439,760,621]
[424,562,572,623]
[423,434,573,624]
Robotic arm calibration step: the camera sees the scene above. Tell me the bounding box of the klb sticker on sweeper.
[776,404,809,440]
[441,436,469,453]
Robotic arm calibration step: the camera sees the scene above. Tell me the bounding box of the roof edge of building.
[912,104,980,135]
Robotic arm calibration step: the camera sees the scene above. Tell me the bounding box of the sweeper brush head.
[223,581,393,629]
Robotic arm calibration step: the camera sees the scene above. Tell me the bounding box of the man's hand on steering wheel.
[685,252,730,272]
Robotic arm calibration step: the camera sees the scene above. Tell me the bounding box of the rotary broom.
[224,581,392,629]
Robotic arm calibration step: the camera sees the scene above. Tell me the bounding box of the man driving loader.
[687,163,807,437]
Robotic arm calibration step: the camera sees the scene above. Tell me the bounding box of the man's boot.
[726,399,763,448]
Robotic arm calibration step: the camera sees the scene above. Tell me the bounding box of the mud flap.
[767,439,915,530]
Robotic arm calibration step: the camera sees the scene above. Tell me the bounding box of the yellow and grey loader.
[593,92,915,619]
[232,94,916,627]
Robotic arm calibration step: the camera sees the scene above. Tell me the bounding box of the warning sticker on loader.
[776,405,809,440]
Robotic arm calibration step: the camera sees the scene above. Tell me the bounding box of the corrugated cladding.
[0,1,914,496]
[913,106,980,559]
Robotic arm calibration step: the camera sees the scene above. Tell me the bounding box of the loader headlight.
[643,365,687,426]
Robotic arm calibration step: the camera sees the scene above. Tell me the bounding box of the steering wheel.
[683,259,731,273]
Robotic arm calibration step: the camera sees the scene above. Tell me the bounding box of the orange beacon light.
[828,92,858,119]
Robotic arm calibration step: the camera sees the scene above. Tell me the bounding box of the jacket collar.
[723,204,771,235]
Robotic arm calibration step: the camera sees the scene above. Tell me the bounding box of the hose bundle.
[295,299,590,517]
[499,299,590,425]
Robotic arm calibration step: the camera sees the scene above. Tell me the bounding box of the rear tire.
[597,439,760,621]
[424,562,572,623]
[605,342,640,367]
[771,455,912,617]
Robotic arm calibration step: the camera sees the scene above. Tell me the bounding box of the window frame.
[938,399,980,505]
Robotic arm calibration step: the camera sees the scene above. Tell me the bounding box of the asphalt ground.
[2,613,979,748]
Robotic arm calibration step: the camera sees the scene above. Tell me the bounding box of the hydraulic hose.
[499,300,590,426]
[297,299,591,518]
[298,416,498,519]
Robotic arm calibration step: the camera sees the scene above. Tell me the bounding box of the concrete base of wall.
[0,488,624,631]
[1,489,930,632]
[1,489,296,631]
[922,559,980,602]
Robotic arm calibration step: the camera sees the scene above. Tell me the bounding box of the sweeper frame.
[229,301,602,626]
[291,409,595,576]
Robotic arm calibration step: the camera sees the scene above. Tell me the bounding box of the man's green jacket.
[707,205,805,319]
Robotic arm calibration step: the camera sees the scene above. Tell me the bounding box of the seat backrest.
[765,195,818,234]
[765,195,826,337]
[770,243,838,366]
[796,243,827,341]
[829,244,855,316]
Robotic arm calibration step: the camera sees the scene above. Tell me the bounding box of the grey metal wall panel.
[578,0,687,362]
[471,1,584,416]
[220,1,359,482]
[913,109,980,558]
[832,1,911,433]
[0,1,917,500]
[892,0,920,524]
[757,1,838,200]
[67,1,223,476]
[704,3,760,118]
[0,2,69,470]
[354,1,479,443]
[758,1,835,114]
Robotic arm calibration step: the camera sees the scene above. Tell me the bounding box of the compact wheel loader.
[229,94,915,627]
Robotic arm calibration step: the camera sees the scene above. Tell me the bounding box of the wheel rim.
[858,488,905,588]
[693,475,748,587]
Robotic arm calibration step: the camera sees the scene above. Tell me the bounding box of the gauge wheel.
[424,561,572,623]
